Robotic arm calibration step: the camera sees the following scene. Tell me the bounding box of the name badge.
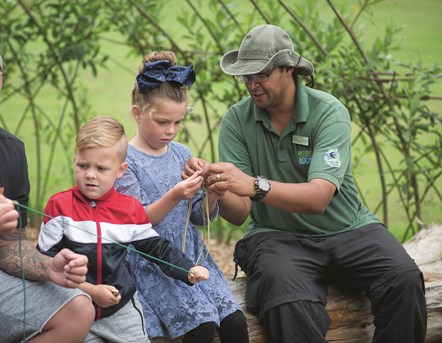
[292,135,309,146]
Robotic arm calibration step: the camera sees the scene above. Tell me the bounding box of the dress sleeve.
[115,162,146,204]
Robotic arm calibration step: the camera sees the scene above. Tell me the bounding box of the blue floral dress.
[115,142,241,339]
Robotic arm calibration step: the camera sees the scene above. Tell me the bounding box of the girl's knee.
[219,311,249,343]
[220,310,247,330]
[182,322,216,343]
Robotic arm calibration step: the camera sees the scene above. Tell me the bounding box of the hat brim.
[220,49,314,76]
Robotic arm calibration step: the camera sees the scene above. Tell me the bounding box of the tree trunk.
[152,224,442,343]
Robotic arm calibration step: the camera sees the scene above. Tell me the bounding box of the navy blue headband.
[136,60,195,93]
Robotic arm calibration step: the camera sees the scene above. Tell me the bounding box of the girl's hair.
[132,51,190,112]
[76,116,128,161]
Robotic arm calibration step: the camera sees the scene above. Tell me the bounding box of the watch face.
[258,178,270,191]
[251,176,271,201]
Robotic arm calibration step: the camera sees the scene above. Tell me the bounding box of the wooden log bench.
[152,224,442,343]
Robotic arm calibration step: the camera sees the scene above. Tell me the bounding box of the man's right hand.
[48,248,89,288]
[0,195,19,234]
[182,157,208,180]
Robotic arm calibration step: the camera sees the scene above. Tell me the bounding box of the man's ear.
[285,67,295,77]
[116,162,129,178]
[132,105,141,123]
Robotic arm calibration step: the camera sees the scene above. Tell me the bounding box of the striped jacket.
[37,186,194,319]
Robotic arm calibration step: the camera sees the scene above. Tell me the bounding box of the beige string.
[182,187,211,265]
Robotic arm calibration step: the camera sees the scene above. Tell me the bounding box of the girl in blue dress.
[115,51,249,343]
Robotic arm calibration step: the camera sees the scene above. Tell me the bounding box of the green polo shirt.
[219,76,379,238]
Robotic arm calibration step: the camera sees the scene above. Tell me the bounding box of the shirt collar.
[72,185,116,205]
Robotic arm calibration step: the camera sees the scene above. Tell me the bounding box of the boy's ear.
[116,161,129,178]
[132,105,141,123]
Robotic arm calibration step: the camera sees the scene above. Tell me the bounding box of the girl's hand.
[188,266,209,284]
[91,284,121,308]
[172,170,203,201]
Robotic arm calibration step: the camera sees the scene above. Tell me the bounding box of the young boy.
[37,116,209,342]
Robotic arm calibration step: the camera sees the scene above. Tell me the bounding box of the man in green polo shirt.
[184,24,426,343]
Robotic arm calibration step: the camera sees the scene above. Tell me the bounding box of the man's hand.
[0,195,19,234]
[182,158,251,196]
[201,162,255,197]
[182,157,208,180]
[183,159,252,226]
[48,248,89,288]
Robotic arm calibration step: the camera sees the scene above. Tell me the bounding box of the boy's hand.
[188,265,209,284]
[91,284,121,308]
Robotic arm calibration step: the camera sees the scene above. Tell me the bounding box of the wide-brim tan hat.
[220,24,314,76]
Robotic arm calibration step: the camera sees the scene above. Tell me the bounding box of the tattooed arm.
[0,229,88,288]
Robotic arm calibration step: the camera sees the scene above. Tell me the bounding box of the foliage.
[0,0,109,224]
[0,0,440,242]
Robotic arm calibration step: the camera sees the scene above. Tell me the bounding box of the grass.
[349,0,442,236]
[1,0,441,239]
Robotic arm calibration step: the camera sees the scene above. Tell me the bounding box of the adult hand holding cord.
[201,162,256,198]
[181,157,207,180]
[0,195,19,233]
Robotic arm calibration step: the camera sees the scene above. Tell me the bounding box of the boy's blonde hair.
[76,116,128,161]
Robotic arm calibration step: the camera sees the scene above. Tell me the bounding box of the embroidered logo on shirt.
[324,148,341,168]
[298,150,312,165]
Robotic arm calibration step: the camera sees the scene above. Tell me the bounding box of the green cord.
[15,202,192,274]
[13,201,197,341]
[17,209,27,342]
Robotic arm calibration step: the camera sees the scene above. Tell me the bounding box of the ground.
[204,240,239,278]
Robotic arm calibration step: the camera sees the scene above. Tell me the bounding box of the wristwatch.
[250,176,271,201]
